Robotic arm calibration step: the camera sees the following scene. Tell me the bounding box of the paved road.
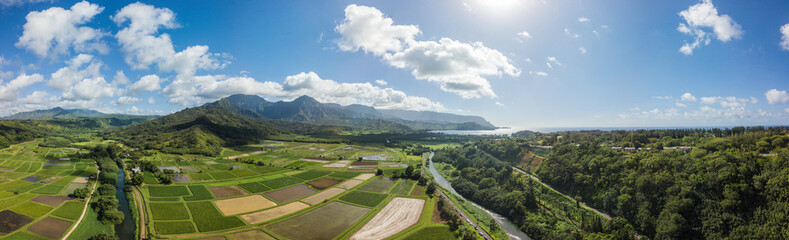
[61,169,100,240]
[435,189,493,240]
[511,167,611,220]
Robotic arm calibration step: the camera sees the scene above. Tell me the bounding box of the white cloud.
[578,47,587,54]
[677,0,742,55]
[46,54,118,101]
[337,4,519,99]
[113,71,129,85]
[516,31,532,41]
[653,96,673,100]
[15,1,107,58]
[681,92,697,102]
[335,4,420,56]
[546,62,552,69]
[147,97,155,104]
[675,102,687,107]
[375,79,387,85]
[530,71,548,77]
[112,2,227,75]
[785,108,789,114]
[700,96,717,104]
[524,58,532,63]
[781,23,789,51]
[113,96,141,105]
[129,74,163,93]
[495,101,504,106]
[578,17,589,23]
[564,28,580,38]
[0,73,44,101]
[547,56,562,66]
[0,0,48,7]
[765,89,789,104]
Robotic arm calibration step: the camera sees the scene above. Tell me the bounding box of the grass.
[291,170,330,180]
[391,180,415,195]
[237,182,271,193]
[261,176,303,189]
[148,185,190,197]
[10,202,53,218]
[339,191,388,208]
[31,184,66,194]
[182,185,214,201]
[67,198,114,240]
[51,201,84,220]
[186,201,245,232]
[142,172,159,184]
[208,171,237,180]
[154,221,196,235]
[329,171,360,179]
[402,225,456,240]
[150,202,191,220]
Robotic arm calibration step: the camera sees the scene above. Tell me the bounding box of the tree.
[404,165,414,177]
[100,209,124,225]
[129,174,144,186]
[88,233,119,240]
[74,187,90,199]
[426,182,436,195]
[375,169,383,176]
[97,184,116,196]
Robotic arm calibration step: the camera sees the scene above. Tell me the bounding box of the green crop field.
[237,182,271,193]
[51,201,83,220]
[186,201,245,232]
[357,176,397,193]
[154,221,196,235]
[148,185,190,197]
[182,185,214,201]
[339,191,388,208]
[260,176,303,189]
[402,225,456,240]
[329,171,360,179]
[208,171,236,180]
[150,202,190,220]
[10,202,53,218]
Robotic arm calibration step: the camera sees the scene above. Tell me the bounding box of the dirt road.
[60,169,100,240]
[435,189,493,240]
[131,186,147,240]
[511,166,611,220]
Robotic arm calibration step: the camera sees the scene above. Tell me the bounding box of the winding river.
[114,167,135,240]
[428,153,531,240]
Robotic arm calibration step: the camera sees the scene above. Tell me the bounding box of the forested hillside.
[536,127,789,239]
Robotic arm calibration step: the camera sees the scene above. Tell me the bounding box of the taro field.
[135,141,454,239]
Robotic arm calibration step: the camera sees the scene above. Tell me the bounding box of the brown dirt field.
[353,173,375,181]
[189,237,226,240]
[350,161,378,166]
[323,160,350,168]
[240,202,309,224]
[301,188,344,205]
[228,229,276,240]
[209,185,249,198]
[431,200,448,224]
[28,217,72,239]
[263,184,316,203]
[32,195,73,206]
[410,185,427,196]
[71,177,88,184]
[336,180,363,190]
[214,195,277,216]
[350,197,426,240]
[0,210,33,234]
[306,177,343,190]
[348,168,376,172]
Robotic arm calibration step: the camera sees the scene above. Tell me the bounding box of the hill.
[4,107,157,120]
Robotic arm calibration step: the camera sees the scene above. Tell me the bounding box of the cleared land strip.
[350,197,425,240]
[60,169,100,240]
[214,195,277,216]
[240,202,309,224]
[224,151,265,160]
[511,166,611,220]
[301,187,344,205]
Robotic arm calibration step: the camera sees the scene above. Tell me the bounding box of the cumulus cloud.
[781,23,789,51]
[578,17,589,23]
[147,97,155,104]
[113,96,141,105]
[375,79,387,85]
[495,101,504,106]
[677,0,742,55]
[516,31,532,42]
[547,56,562,66]
[336,4,519,99]
[112,2,227,75]
[675,102,687,107]
[765,89,789,104]
[45,54,118,101]
[335,4,420,56]
[0,73,44,101]
[0,0,48,7]
[129,74,163,93]
[529,71,548,77]
[15,1,107,58]
[578,47,586,54]
[681,92,697,102]
[113,71,129,85]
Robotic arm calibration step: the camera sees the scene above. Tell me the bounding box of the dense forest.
[535,127,789,239]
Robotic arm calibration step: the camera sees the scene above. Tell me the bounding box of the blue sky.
[0,0,788,128]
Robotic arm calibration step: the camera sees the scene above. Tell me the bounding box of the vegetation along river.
[114,167,135,240]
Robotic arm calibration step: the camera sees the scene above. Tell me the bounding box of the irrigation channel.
[114,167,135,240]
[428,153,531,240]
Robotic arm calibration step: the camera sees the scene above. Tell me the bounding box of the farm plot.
[149,185,190,197]
[150,202,191,220]
[335,180,363,190]
[237,182,271,193]
[291,171,330,181]
[31,195,72,206]
[390,180,415,195]
[186,201,246,232]
[267,202,370,240]
[50,201,83,220]
[339,191,388,208]
[0,210,33,234]
[214,195,276,216]
[323,160,351,168]
[208,186,248,198]
[260,176,303,189]
[27,217,71,239]
[263,184,316,203]
[328,171,359,179]
[10,202,53,218]
[357,176,397,193]
[306,177,343,190]
[302,187,344,205]
[240,202,309,224]
[353,173,375,181]
[229,229,276,240]
[349,197,426,240]
[154,220,196,235]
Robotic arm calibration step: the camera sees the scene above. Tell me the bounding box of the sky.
[0,0,788,129]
